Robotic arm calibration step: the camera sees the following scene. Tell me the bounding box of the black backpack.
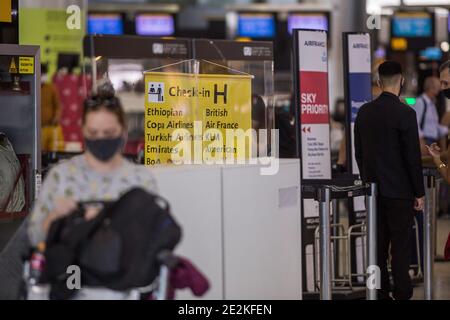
[44,188,182,299]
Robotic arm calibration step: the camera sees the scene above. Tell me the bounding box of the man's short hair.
[378,61,402,86]
[439,60,450,73]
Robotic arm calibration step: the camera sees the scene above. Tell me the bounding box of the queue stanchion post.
[332,199,339,278]
[432,176,437,264]
[366,183,377,300]
[318,186,332,300]
[423,173,435,300]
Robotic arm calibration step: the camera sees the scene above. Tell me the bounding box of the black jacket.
[354,92,425,200]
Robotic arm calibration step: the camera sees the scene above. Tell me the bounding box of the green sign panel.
[19,8,85,75]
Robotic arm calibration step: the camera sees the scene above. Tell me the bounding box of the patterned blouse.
[28,155,158,246]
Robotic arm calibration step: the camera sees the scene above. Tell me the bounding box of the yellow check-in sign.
[144,72,252,165]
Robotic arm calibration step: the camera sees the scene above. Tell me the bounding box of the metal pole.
[89,35,98,95]
[156,265,169,300]
[433,180,439,260]
[332,199,338,278]
[319,187,332,300]
[366,183,377,300]
[423,174,435,300]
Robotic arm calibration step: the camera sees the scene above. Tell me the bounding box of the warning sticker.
[9,57,17,74]
[19,57,34,74]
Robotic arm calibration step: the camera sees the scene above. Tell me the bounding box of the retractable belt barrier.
[302,182,377,300]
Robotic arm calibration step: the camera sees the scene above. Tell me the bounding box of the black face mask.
[443,88,450,99]
[84,136,124,162]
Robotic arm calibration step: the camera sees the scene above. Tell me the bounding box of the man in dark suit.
[354,61,425,300]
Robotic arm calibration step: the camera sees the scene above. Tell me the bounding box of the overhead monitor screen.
[392,12,432,38]
[237,13,276,38]
[135,14,175,36]
[88,14,124,35]
[419,47,442,61]
[287,13,328,34]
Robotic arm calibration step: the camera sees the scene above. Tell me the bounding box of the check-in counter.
[152,159,302,299]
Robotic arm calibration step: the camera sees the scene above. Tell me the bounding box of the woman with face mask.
[425,61,450,185]
[27,88,158,247]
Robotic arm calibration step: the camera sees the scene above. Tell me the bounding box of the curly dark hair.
[83,82,126,128]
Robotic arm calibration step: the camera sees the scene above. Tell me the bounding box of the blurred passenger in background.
[427,60,450,218]
[252,94,269,157]
[442,108,450,133]
[274,98,295,159]
[41,64,64,152]
[331,99,346,171]
[427,60,450,185]
[412,76,448,154]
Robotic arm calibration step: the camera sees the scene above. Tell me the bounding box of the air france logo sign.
[353,43,369,49]
[347,33,372,175]
[349,40,371,123]
[304,40,327,63]
[297,30,331,180]
[304,40,325,47]
[148,82,165,103]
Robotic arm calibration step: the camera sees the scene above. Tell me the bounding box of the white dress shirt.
[412,93,448,141]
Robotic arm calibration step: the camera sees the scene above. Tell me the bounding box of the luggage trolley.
[313,221,368,291]
[21,197,182,300]
[22,249,179,300]
[313,201,424,293]
[313,222,348,290]
[410,216,423,279]
[305,182,377,300]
